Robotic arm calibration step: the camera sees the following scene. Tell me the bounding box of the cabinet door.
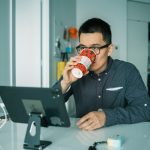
[127,20,148,86]
[15,0,42,87]
[15,0,49,87]
[15,0,41,87]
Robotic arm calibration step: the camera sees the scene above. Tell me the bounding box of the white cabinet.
[15,0,41,87]
[127,20,148,86]
[14,0,49,87]
[127,1,150,87]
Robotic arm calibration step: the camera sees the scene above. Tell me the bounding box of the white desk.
[0,118,150,150]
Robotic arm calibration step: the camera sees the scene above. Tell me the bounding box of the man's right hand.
[60,56,81,93]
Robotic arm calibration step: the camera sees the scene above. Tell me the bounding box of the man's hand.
[76,111,106,131]
[61,56,80,93]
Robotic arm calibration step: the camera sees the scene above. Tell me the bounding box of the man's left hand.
[76,111,106,131]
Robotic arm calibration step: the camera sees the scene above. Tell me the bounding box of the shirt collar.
[89,56,113,77]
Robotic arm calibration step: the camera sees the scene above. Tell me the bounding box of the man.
[53,18,150,131]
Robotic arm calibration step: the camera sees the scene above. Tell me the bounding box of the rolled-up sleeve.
[103,65,150,126]
[52,78,73,102]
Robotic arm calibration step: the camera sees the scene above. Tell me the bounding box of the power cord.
[0,103,7,129]
[88,135,125,150]
[89,141,107,150]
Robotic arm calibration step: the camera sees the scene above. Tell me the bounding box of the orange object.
[68,27,78,39]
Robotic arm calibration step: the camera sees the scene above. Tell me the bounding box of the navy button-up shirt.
[53,57,150,126]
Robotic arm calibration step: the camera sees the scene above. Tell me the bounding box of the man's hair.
[79,18,112,44]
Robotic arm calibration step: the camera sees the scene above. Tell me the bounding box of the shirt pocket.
[106,87,123,91]
[103,87,124,107]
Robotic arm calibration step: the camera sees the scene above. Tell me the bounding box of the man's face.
[79,32,113,74]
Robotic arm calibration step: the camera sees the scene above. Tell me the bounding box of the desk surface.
[0,118,150,150]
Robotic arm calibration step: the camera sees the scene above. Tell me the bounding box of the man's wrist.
[61,80,71,94]
[61,79,71,88]
[97,108,106,127]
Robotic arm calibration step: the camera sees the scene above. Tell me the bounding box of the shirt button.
[57,94,60,98]
[98,95,101,99]
[98,78,101,81]
[55,88,59,92]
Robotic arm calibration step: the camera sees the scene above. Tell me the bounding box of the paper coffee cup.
[71,49,96,78]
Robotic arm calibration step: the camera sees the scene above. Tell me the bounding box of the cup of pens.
[71,49,96,78]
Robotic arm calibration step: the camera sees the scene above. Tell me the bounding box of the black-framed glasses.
[76,43,110,55]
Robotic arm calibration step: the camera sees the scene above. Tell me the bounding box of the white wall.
[76,0,127,61]
[49,0,76,85]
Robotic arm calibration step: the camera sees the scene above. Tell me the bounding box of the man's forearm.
[60,80,71,94]
[103,105,150,126]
